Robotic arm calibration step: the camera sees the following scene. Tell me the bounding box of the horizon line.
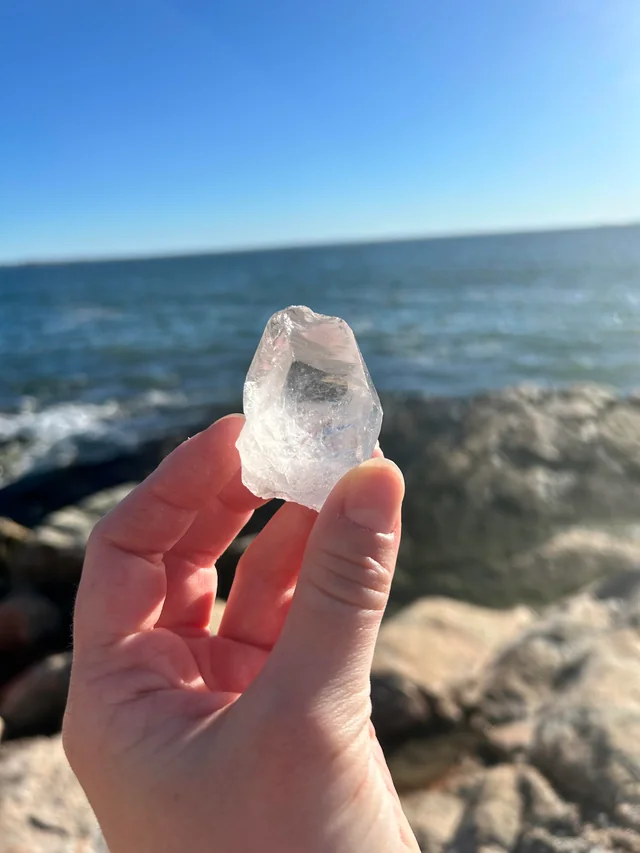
[1,218,639,269]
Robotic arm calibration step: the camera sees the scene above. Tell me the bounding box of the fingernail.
[342,459,403,534]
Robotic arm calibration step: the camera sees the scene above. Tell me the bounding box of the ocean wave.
[0,391,188,487]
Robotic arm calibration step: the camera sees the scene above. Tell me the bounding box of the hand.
[63,415,418,853]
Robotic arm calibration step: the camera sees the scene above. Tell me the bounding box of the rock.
[375,597,533,695]
[452,764,523,852]
[518,764,580,836]
[378,576,640,848]
[483,720,535,759]
[532,703,640,821]
[399,761,625,853]
[0,427,199,527]
[475,572,637,726]
[509,528,640,603]
[477,600,607,726]
[0,516,29,553]
[400,788,465,853]
[379,386,640,606]
[371,672,433,740]
[517,825,640,852]
[0,517,27,598]
[387,734,484,792]
[34,483,137,550]
[0,735,101,852]
[0,653,72,739]
[8,483,138,586]
[0,591,60,650]
[463,569,640,827]
[372,597,532,741]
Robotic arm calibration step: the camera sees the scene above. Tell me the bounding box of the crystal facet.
[236,305,383,510]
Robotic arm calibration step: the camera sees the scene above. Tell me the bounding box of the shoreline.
[0,381,622,526]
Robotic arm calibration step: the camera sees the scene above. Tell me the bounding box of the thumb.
[267,458,404,706]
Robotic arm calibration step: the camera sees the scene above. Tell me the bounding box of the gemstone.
[236,305,383,510]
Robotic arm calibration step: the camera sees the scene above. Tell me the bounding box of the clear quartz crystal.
[236,305,383,510]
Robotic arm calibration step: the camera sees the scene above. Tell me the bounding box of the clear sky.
[1,0,639,263]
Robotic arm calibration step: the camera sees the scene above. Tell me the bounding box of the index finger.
[74,414,245,651]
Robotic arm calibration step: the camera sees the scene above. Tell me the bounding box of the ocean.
[1,224,639,486]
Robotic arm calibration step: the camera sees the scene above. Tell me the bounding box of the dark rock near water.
[0,402,234,528]
[381,385,640,606]
[4,385,640,608]
[0,435,178,528]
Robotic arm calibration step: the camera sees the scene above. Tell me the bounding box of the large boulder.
[380,386,640,606]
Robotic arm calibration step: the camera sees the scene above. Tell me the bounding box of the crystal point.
[236,305,383,510]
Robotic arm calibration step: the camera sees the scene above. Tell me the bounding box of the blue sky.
[1,0,639,263]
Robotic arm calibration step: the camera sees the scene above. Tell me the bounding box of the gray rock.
[7,483,137,585]
[531,702,640,821]
[516,825,640,853]
[373,597,533,740]
[380,386,640,606]
[451,764,523,852]
[518,765,579,836]
[388,734,484,793]
[400,761,634,853]
[399,762,585,853]
[379,577,640,849]
[476,570,640,727]
[400,788,465,853]
[0,735,101,853]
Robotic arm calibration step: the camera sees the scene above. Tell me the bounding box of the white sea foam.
[0,391,187,487]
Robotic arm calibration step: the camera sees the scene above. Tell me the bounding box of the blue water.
[1,225,639,483]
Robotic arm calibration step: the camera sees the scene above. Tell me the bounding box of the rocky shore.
[2,384,640,851]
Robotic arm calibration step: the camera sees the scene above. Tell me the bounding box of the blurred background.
[1,3,640,852]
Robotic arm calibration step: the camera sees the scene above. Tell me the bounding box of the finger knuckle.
[310,546,391,611]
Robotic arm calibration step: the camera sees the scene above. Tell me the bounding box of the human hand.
[63,415,418,853]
